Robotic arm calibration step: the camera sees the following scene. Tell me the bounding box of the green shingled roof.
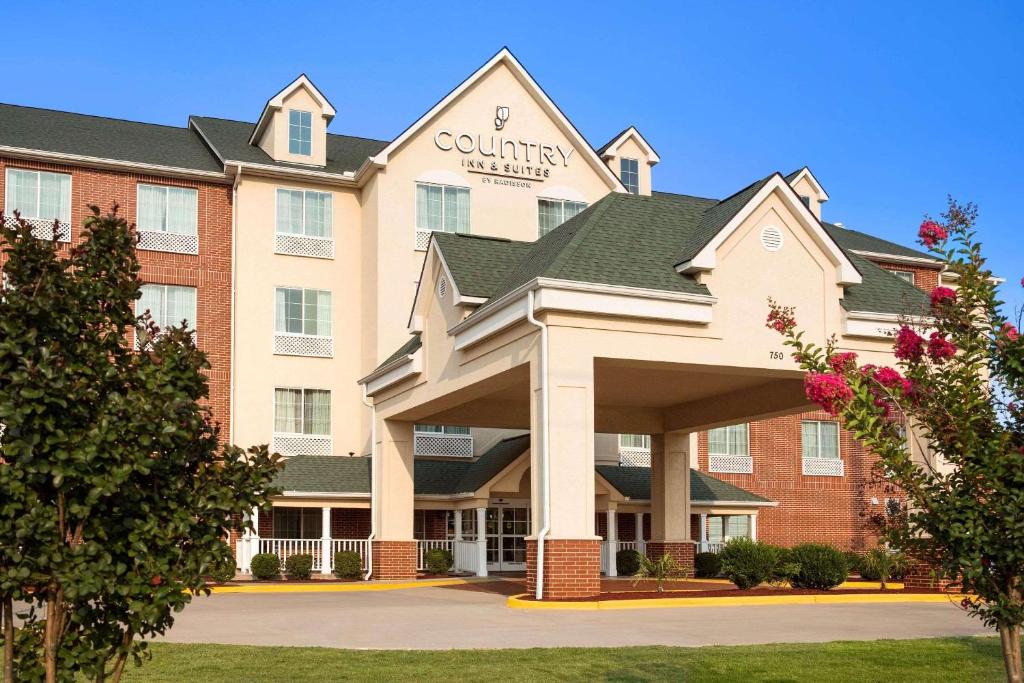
[673,174,775,266]
[824,222,937,262]
[274,455,371,494]
[596,466,772,504]
[378,333,422,368]
[432,233,533,298]
[0,103,223,173]
[838,252,931,315]
[189,116,387,175]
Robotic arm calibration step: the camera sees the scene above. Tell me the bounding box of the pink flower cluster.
[828,351,858,374]
[766,303,797,334]
[930,286,957,309]
[872,366,914,397]
[927,332,957,362]
[894,326,925,362]
[918,220,948,248]
[804,372,854,416]
[1003,323,1020,342]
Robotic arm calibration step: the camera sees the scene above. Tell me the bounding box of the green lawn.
[121,637,1008,682]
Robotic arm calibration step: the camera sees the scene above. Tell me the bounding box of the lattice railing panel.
[415,229,432,251]
[709,454,754,474]
[137,230,199,254]
[19,217,71,242]
[273,334,333,358]
[414,434,474,457]
[275,233,335,259]
[618,448,651,467]
[802,457,845,477]
[272,434,333,456]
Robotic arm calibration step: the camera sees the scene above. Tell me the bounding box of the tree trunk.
[998,622,1023,683]
[2,596,14,683]
[43,586,64,683]
[109,629,134,683]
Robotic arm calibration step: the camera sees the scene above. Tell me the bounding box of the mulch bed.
[534,587,949,602]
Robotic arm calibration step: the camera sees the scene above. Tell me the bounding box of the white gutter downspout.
[228,167,240,444]
[362,385,376,580]
[525,290,551,600]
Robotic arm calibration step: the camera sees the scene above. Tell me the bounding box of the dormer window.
[288,110,312,156]
[620,158,639,194]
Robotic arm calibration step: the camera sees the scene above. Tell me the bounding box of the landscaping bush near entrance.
[694,551,722,578]
[719,538,779,589]
[424,548,453,574]
[334,551,362,579]
[616,549,642,576]
[842,551,863,576]
[285,553,314,580]
[209,554,238,584]
[859,547,908,585]
[789,544,848,590]
[250,553,281,580]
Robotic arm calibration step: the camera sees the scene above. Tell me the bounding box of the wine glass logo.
[494,106,509,130]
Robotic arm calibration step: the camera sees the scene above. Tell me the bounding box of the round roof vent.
[760,225,784,252]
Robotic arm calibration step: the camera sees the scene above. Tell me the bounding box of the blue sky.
[4,1,1022,315]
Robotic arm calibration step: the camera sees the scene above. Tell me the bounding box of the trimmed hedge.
[424,548,453,574]
[333,551,362,579]
[719,538,778,589]
[694,551,722,578]
[250,553,280,580]
[789,543,848,589]
[616,549,642,576]
[209,556,237,584]
[285,553,314,580]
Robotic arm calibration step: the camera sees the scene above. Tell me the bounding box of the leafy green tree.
[0,208,280,682]
[767,198,1024,682]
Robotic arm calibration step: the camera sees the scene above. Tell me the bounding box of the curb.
[210,577,476,594]
[507,592,964,611]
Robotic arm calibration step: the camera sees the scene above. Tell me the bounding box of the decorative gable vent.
[438,277,448,300]
[760,225,784,252]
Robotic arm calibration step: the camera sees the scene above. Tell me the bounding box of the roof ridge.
[0,101,191,132]
[651,189,719,203]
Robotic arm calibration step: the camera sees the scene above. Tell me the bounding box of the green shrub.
[616,549,642,576]
[209,556,237,583]
[694,551,722,578]
[424,548,453,574]
[333,551,362,579]
[765,545,801,587]
[632,553,682,592]
[843,550,863,575]
[285,553,314,580]
[249,553,280,580]
[719,538,778,589]
[789,543,848,590]
[859,547,908,587]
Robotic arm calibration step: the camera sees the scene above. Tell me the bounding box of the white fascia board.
[452,289,532,351]
[691,499,779,508]
[788,167,829,201]
[843,310,934,339]
[600,126,660,164]
[677,175,861,285]
[360,352,422,395]
[363,48,624,193]
[850,250,943,267]
[279,491,369,499]
[226,160,356,185]
[0,145,229,183]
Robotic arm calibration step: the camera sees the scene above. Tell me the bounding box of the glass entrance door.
[485,504,529,572]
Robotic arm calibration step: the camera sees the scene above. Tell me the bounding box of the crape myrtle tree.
[767,198,1024,683]
[0,208,280,682]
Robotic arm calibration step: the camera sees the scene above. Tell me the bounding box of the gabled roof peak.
[597,125,660,164]
[248,74,337,146]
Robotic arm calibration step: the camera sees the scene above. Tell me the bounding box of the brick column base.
[646,541,695,578]
[371,540,417,580]
[903,561,956,591]
[526,539,601,599]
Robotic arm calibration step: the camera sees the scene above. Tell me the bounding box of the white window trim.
[620,157,640,194]
[414,181,470,250]
[135,283,198,348]
[4,167,72,242]
[891,270,916,285]
[271,387,333,457]
[135,183,199,254]
[537,196,587,238]
[274,187,334,238]
[273,286,333,357]
[708,424,753,474]
[288,109,313,157]
[618,433,651,452]
[801,420,844,476]
[272,387,332,436]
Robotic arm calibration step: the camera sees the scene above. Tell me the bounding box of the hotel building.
[0,49,943,598]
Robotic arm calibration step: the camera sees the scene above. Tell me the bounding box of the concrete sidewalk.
[160,582,991,650]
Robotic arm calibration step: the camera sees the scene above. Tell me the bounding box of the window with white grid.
[802,420,843,476]
[4,168,71,241]
[620,158,639,194]
[537,198,587,237]
[288,110,312,156]
[273,388,332,455]
[275,188,333,258]
[136,284,197,333]
[136,184,198,254]
[708,423,752,473]
[274,287,332,357]
[415,182,469,249]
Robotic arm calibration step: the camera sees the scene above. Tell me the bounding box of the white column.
[475,507,488,577]
[750,514,757,541]
[605,508,618,577]
[699,513,708,553]
[320,506,332,575]
[635,511,645,555]
[454,509,463,541]
[249,506,261,572]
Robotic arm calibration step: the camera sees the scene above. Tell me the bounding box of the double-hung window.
[537,198,587,237]
[708,423,752,474]
[4,168,72,241]
[620,158,639,194]
[273,388,332,455]
[288,110,312,156]
[415,182,469,250]
[618,434,652,466]
[272,508,322,539]
[275,189,333,258]
[414,424,473,457]
[802,420,843,476]
[136,184,198,254]
[891,270,915,285]
[136,284,197,342]
[707,515,751,545]
[274,287,332,357]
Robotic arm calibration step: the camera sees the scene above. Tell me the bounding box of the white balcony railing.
[273,333,334,358]
[618,447,651,467]
[329,539,370,568]
[802,457,844,477]
[275,233,334,259]
[258,538,326,572]
[240,538,369,574]
[272,433,333,456]
[414,433,474,458]
[17,217,71,242]
[415,229,432,251]
[708,454,754,474]
[137,229,199,254]
[453,539,484,575]
[416,539,454,571]
[699,541,726,554]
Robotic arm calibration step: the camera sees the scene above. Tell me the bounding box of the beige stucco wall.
[602,134,654,196]
[256,84,330,167]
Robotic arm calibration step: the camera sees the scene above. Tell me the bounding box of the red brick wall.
[331,508,371,538]
[0,157,233,437]
[595,513,649,542]
[874,261,940,292]
[372,540,417,580]
[414,509,449,540]
[526,539,601,599]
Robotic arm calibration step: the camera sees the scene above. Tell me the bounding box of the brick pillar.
[903,561,955,591]
[645,541,696,577]
[371,540,417,581]
[526,538,601,599]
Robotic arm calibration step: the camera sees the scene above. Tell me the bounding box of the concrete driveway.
[160,581,991,649]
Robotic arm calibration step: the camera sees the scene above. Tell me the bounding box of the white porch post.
[249,506,261,572]
[475,507,488,577]
[635,512,645,555]
[454,509,463,541]
[750,514,757,542]
[699,513,708,553]
[320,506,332,575]
[606,508,618,577]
